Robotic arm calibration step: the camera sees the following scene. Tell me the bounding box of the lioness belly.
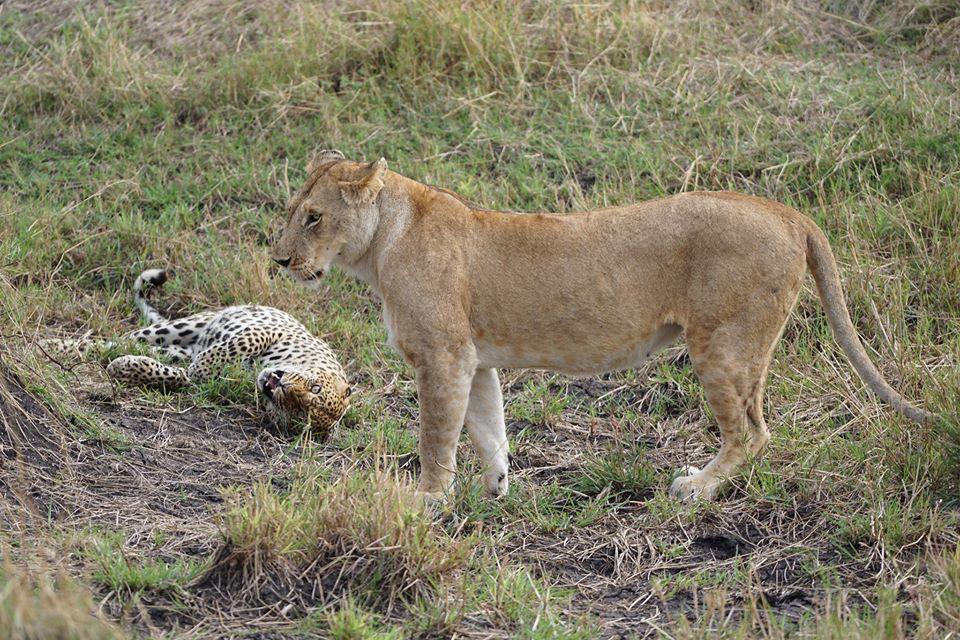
[474,323,681,376]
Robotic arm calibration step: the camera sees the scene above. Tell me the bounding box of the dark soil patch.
[2,381,296,546]
[691,533,749,560]
[575,167,597,193]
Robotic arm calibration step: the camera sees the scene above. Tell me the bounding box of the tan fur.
[273,153,932,501]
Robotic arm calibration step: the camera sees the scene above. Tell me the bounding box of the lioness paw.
[484,469,509,498]
[415,480,449,503]
[414,487,450,518]
[669,466,720,502]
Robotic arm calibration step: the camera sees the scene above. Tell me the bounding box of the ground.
[1,1,959,638]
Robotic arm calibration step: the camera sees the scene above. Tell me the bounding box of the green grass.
[457,478,610,533]
[1,0,959,637]
[510,377,570,426]
[573,446,658,500]
[82,533,203,597]
[306,598,405,639]
[476,565,596,639]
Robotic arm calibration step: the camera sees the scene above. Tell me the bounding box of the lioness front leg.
[464,368,510,497]
[414,353,476,498]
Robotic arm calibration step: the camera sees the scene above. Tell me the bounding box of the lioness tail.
[805,227,933,424]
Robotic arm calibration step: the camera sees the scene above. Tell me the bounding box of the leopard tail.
[134,268,169,324]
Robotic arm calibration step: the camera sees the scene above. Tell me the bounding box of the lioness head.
[257,367,351,436]
[272,150,388,287]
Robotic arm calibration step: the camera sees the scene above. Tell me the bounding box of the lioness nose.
[273,256,291,267]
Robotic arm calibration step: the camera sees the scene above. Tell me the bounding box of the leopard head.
[257,367,351,437]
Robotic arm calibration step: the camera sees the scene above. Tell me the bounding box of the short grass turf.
[1,1,959,638]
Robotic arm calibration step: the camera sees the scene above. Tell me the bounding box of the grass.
[573,446,658,499]
[312,598,406,639]
[1,0,958,637]
[0,556,125,640]
[81,532,203,597]
[204,464,591,636]
[210,466,472,611]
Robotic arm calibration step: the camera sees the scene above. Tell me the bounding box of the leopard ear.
[339,157,387,207]
[336,377,351,398]
[306,149,345,173]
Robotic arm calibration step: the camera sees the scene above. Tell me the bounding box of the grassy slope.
[1,0,959,637]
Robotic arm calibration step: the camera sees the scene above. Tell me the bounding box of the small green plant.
[510,378,569,425]
[572,446,657,499]
[478,565,596,639]
[83,533,202,596]
[308,598,404,640]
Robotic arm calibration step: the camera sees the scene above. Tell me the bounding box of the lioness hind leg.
[670,324,781,502]
[669,368,752,501]
[745,379,771,456]
[746,306,799,458]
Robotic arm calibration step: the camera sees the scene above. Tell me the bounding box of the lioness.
[272,150,931,501]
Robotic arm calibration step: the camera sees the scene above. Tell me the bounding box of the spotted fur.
[41,269,351,436]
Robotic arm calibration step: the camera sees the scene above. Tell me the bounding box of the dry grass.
[1,0,959,637]
[0,554,125,640]
[203,467,471,612]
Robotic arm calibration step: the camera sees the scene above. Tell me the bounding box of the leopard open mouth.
[261,370,284,400]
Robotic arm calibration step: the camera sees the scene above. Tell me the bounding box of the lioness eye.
[304,212,322,228]
[310,384,322,394]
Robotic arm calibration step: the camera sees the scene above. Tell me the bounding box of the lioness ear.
[306,149,345,173]
[339,158,388,207]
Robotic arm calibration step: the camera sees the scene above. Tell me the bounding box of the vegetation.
[1,0,958,637]
[0,557,125,640]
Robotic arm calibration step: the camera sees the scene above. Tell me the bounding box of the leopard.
[40,269,351,436]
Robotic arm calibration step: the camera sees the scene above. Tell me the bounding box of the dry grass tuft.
[200,466,472,613]
[0,353,75,535]
[0,555,125,640]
